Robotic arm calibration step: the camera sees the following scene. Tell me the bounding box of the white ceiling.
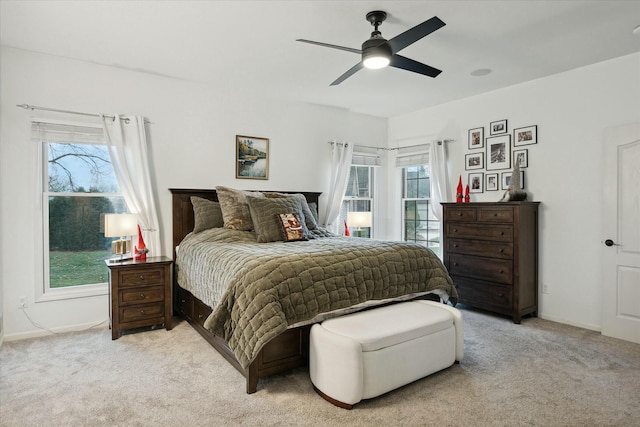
[2,1,639,118]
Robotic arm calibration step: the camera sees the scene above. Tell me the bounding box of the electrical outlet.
[542,283,550,294]
[18,296,27,309]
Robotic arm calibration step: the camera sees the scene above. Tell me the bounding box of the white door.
[602,123,640,344]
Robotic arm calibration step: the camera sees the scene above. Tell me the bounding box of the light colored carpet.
[1,307,639,427]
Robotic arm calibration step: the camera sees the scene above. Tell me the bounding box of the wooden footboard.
[175,286,310,393]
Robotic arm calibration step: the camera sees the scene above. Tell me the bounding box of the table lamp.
[105,213,138,262]
[347,211,372,238]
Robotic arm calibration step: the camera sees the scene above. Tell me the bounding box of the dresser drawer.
[119,268,165,287]
[444,207,476,222]
[447,239,513,259]
[119,285,165,306]
[446,223,513,242]
[193,298,213,327]
[448,254,513,284]
[120,302,164,323]
[453,275,513,312]
[477,207,513,223]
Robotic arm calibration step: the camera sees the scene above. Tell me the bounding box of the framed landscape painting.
[236,135,269,180]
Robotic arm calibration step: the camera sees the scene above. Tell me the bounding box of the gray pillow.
[263,192,319,231]
[216,186,264,231]
[191,196,224,233]
[308,202,319,224]
[246,195,309,243]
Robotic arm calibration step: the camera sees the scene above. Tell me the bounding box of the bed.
[170,188,457,394]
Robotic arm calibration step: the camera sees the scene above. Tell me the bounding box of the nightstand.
[106,256,173,340]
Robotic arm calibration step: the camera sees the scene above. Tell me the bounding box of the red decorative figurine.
[134,225,148,260]
[456,176,464,203]
[464,185,470,203]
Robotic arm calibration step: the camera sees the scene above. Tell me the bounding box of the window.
[35,121,127,298]
[340,165,374,238]
[402,165,440,256]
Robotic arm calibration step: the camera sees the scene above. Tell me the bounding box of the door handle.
[604,239,620,247]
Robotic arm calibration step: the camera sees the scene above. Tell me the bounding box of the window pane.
[416,201,429,221]
[48,195,126,288]
[48,143,119,193]
[417,177,430,198]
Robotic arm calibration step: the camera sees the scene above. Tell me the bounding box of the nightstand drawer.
[446,223,513,242]
[444,207,477,222]
[120,302,164,323]
[119,268,165,287]
[448,254,513,284]
[119,285,165,305]
[477,207,513,223]
[447,239,513,259]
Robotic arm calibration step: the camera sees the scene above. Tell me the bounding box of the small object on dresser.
[134,224,149,260]
[456,176,464,203]
[499,162,527,202]
[464,185,470,203]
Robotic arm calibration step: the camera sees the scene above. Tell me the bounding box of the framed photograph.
[514,125,537,146]
[236,135,269,180]
[490,119,507,135]
[468,172,484,193]
[486,173,499,191]
[486,135,511,170]
[465,152,484,170]
[502,171,525,190]
[513,149,528,168]
[468,127,484,149]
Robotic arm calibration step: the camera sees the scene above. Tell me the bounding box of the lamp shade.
[104,214,138,238]
[347,211,372,228]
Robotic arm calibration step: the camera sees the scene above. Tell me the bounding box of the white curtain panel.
[429,141,449,220]
[322,142,354,233]
[102,114,161,256]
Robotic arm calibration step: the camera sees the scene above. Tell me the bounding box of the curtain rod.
[328,140,454,150]
[16,104,151,124]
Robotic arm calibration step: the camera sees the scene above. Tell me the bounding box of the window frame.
[401,164,441,256]
[340,164,375,238]
[34,119,120,302]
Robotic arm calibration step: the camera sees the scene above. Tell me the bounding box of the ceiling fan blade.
[330,62,364,86]
[296,39,362,54]
[390,54,442,78]
[388,16,445,53]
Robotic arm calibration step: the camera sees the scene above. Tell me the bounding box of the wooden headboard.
[169,188,322,252]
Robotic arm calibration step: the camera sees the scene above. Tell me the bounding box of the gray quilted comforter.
[176,228,456,369]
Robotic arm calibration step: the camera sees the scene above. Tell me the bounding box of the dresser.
[106,256,173,339]
[442,202,539,323]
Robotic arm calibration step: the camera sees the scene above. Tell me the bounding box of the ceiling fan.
[297,11,445,86]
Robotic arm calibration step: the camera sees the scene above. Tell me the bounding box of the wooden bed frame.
[170,188,441,394]
[170,188,321,393]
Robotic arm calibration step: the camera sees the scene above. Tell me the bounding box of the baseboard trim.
[3,320,109,342]
[538,313,601,333]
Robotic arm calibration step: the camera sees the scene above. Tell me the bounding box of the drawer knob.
[457,213,463,216]
[499,269,504,273]
[499,249,504,253]
[139,275,145,280]
[140,309,145,315]
[493,213,498,217]
[453,228,458,232]
[453,262,458,266]
[498,293,504,297]
[139,293,145,299]
[453,244,458,247]
[198,314,203,319]
[500,232,504,235]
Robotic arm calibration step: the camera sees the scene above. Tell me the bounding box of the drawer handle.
[493,213,498,217]
[498,293,504,297]
[139,275,145,280]
[453,228,458,232]
[499,269,504,273]
[139,293,145,299]
[453,262,458,266]
[453,244,458,247]
[457,213,463,216]
[140,309,145,315]
[499,232,504,236]
[181,299,186,303]
[198,314,203,319]
[499,249,504,253]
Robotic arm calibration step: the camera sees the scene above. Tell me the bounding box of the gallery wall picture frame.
[468,172,484,193]
[502,171,525,190]
[236,135,269,180]
[513,149,528,168]
[486,173,499,191]
[490,119,507,135]
[486,135,511,170]
[513,125,537,146]
[468,127,484,149]
[465,152,484,170]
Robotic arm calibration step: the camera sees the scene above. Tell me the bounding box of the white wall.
[0,47,387,340]
[388,53,640,330]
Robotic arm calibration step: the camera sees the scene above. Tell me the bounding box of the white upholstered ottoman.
[309,300,464,409]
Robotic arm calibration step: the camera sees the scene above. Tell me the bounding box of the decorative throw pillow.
[277,213,308,242]
[215,186,264,231]
[307,202,320,224]
[191,196,224,233]
[246,195,309,243]
[263,192,319,231]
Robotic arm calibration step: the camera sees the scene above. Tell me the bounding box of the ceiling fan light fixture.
[362,38,392,69]
[363,55,390,69]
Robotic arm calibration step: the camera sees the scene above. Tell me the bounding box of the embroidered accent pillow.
[246,195,309,243]
[277,213,308,242]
